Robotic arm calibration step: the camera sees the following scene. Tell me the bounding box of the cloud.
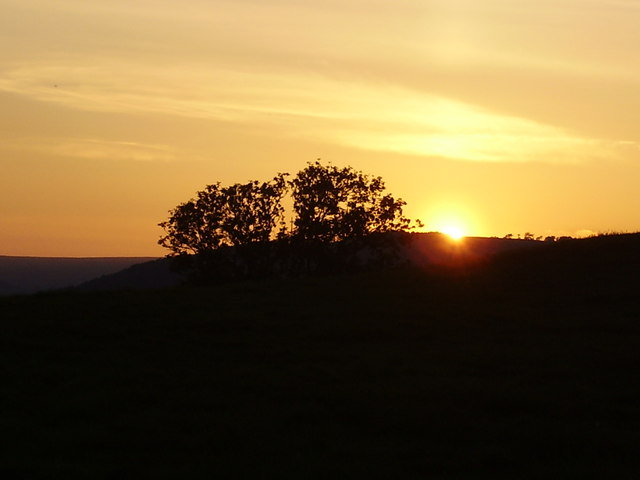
[1,0,638,164]
[2,56,637,164]
[1,137,180,162]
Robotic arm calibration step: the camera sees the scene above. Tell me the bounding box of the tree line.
[159,161,419,256]
[158,161,421,281]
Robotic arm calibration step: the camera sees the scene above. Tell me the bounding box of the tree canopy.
[158,174,288,256]
[158,162,416,258]
[291,161,412,242]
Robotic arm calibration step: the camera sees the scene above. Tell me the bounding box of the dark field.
[1,235,639,479]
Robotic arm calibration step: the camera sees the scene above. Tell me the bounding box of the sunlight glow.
[423,205,477,241]
[440,225,466,241]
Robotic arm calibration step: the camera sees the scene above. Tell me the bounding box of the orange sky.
[1,0,639,256]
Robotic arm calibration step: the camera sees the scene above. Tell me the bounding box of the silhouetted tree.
[158,174,288,256]
[158,163,420,281]
[290,161,412,242]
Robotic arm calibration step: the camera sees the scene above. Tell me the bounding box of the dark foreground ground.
[1,235,639,479]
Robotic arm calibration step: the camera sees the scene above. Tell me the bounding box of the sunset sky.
[2,0,639,256]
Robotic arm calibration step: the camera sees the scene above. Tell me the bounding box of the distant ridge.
[76,258,185,292]
[0,256,157,295]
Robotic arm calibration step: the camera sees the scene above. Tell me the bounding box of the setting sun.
[422,203,478,243]
[440,225,466,241]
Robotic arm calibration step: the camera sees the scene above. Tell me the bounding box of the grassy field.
[1,235,639,478]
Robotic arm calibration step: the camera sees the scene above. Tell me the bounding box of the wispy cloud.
[1,57,636,164]
[2,137,180,162]
[1,0,638,164]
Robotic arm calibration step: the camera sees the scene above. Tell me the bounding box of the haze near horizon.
[2,0,639,256]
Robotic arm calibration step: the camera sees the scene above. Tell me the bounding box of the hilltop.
[74,233,539,292]
[0,234,545,296]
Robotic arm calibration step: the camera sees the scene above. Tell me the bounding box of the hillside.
[1,234,639,478]
[76,257,185,292]
[75,233,538,292]
[0,233,538,295]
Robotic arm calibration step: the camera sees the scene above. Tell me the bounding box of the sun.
[422,204,477,241]
[440,225,466,241]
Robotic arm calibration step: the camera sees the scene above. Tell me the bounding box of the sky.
[1,0,639,256]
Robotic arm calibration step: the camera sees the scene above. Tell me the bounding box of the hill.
[75,233,538,292]
[0,256,157,295]
[1,233,639,478]
[76,257,185,292]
